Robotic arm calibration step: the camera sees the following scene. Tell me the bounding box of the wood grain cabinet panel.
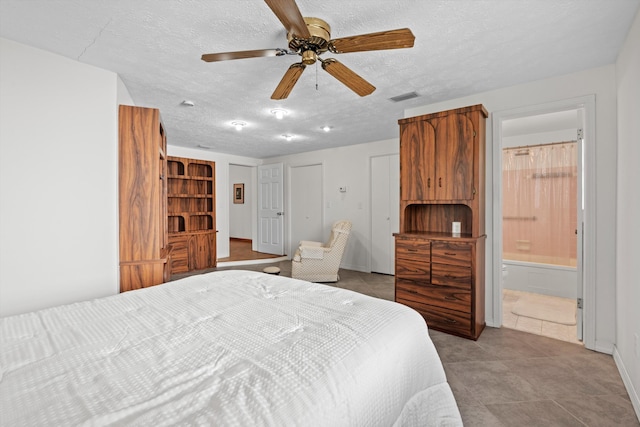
[395,105,487,340]
[119,105,171,292]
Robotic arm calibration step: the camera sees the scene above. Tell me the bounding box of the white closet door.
[371,154,399,274]
[290,164,323,256]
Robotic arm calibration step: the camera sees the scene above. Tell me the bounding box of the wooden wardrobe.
[118,105,171,292]
[395,104,487,340]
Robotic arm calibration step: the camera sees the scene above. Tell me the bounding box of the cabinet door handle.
[427,177,431,188]
[439,177,442,187]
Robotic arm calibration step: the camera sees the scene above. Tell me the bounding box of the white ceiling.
[1,0,638,158]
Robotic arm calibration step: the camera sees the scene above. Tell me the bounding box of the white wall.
[0,38,119,316]
[614,8,640,418]
[229,165,253,239]
[405,65,618,354]
[167,146,261,259]
[269,139,399,272]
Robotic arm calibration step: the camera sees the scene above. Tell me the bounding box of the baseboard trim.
[613,346,640,421]
[217,256,288,267]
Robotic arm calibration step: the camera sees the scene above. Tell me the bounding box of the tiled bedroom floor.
[502,289,582,345]
[173,263,639,426]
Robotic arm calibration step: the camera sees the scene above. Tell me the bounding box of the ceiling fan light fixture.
[271,108,288,120]
[282,134,293,142]
[322,125,331,132]
[231,120,247,131]
[181,100,195,107]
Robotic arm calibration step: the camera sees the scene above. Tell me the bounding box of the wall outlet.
[339,186,347,193]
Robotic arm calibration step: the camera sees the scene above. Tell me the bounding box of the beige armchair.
[291,220,352,282]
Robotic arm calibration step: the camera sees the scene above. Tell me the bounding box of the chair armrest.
[299,240,323,247]
[299,245,328,259]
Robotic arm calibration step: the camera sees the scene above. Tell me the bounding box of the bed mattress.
[0,270,461,426]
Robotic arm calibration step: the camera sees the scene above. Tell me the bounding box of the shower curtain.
[502,141,577,267]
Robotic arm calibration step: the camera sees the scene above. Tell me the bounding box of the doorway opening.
[493,97,595,348]
[222,164,285,266]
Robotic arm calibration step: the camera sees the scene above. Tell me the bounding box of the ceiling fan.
[201,0,415,100]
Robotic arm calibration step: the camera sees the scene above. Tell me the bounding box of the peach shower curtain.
[502,141,578,267]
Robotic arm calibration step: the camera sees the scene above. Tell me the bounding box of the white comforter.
[0,270,461,426]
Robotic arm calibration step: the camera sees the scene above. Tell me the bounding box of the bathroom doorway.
[493,98,593,346]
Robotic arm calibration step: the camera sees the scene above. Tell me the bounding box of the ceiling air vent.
[389,91,419,102]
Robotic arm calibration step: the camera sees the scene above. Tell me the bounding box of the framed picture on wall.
[233,183,244,204]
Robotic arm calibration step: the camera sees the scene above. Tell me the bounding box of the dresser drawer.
[432,264,471,288]
[396,258,430,280]
[396,239,431,258]
[396,280,471,313]
[396,298,472,337]
[431,242,471,266]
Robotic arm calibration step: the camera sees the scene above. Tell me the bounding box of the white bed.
[0,270,462,426]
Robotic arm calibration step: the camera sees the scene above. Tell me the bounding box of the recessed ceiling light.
[321,125,332,132]
[231,120,247,131]
[282,134,293,142]
[271,108,288,120]
[181,100,195,107]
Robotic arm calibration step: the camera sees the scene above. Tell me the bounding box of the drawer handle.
[444,252,457,256]
[444,318,457,324]
[444,296,457,301]
[444,274,455,279]
[407,289,418,294]
[407,249,418,252]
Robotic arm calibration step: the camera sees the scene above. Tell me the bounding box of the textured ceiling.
[1,0,638,158]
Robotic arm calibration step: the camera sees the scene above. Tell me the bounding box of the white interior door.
[290,164,323,255]
[258,163,284,255]
[371,154,399,274]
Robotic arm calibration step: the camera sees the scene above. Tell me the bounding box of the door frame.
[491,95,596,350]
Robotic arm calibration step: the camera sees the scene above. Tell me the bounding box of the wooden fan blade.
[271,63,306,100]
[329,28,415,54]
[321,58,375,97]
[201,49,282,62]
[264,0,310,39]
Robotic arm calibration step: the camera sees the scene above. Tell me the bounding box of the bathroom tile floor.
[503,289,583,345]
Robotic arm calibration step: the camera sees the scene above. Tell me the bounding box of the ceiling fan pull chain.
[315,60,319,91]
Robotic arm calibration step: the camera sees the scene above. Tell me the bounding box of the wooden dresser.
[395,104,487,340]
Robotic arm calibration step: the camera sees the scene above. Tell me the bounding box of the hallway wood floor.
[217,238,281,262]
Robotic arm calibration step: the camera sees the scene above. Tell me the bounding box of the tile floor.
[171,262,639,426]
[503,289,583,345]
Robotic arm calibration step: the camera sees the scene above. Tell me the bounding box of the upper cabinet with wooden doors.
[118,105,171,292]
[400,107,478,202]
